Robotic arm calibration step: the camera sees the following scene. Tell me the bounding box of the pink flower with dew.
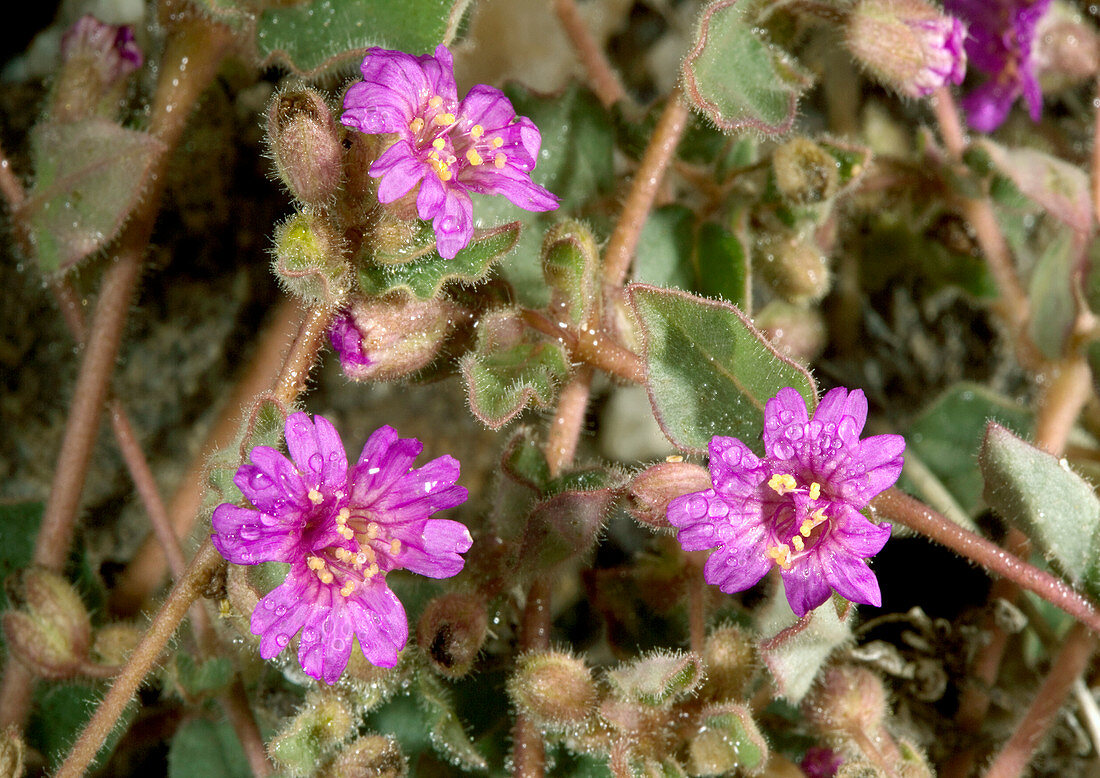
[211,413,471,684]
[668,387,904,617]
[340,45,559,259]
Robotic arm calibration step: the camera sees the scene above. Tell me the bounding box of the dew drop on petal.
[323,617,334,633]
[779,410,793,423]
[786,425,804,441]
[774,440,795,460]
[309,453,324,473]
[263,599,276,611]
[332,638,345,651]
[709,500,729,518]
[302,628,317,643]
[276,633,290,647]
[275,605,287,616]
[723,447,742,467]
[249,472,271,490]
[688,495,708,518]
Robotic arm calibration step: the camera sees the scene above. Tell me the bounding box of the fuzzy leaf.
[688,704,768,775]
[358,221,521,299]
[634,205,696,290]
[21,120,164,273]
[682,0,811,134]
[460,310,570,429]
[174,655,234,697]
[606,651,704,706]
[628,284,817,453]
[255,0,470,77]
[1028,229,1078,360]
[980,423,1100,592]
[757,593,854,704]
[902,383,1031,515]
[416,671,488,772]
[519,487,618,575]
[694,222,748,307]
[168,718,251,778]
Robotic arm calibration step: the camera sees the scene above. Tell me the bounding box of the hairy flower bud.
[508,651,597,731]
[267,88,344,206]
[321,734,407,778]
[329,293,460,381]
[272,210,351,306]
[757,230,831,304]
[417,592,488,678]
[773,138,840,207]
[700,625,756,701]
[607,650,704,706]
[686,704,769,776]
[2,567,91,679]
[627,461,711,530]
[52,15,142,122]
[805,664,888,736]
[846,0,967,98]
[541,220,600,327]
[0,726,25,778]
[270,690,356,777]
[756,301,827,363]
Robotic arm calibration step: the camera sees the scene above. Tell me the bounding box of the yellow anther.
[319,570,334,584]
[339,527,354,540]
[307,555,325,571]
[367,522,380,539]
[766,543,792,570]
[369,563,380,576]
[409,117,425,133]
[466,148,484,166]
[432,137,446,150]
[494,153,506,169]
[337,507,350,524]
[433,112,456,126]
[791,536,805,552]
[808,482,821,501]
[470,124,484,139]
[390,539,402,555]
[308,488,323,504]
[340,581,355,597]
[768,473,798,495]
[799,519,814,537]
[666,455,684,463]
[428,95,443,109]
[810,507,827,524]
[491,136,504,148]
[335,548,351,562]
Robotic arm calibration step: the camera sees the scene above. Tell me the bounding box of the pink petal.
[455,84,517,133]
[351,426,423,506]
[764,388,811,461]
[828,506,892,558]
[298,589,356,685]
[707,436,765,497]
[431,188,474,259]
[460,164,559,213]
[370,142,428,204]
[347,580,408,668]
[702,531,771,593]
[823,552,882,608]
[376,455,468,521]
[211,504,302,564]
[239,446,308,511]
[284,413,348,493]
[251,573,314,660]
[390,518,473,578]
[781,554,834,617]
[848,434,905,506]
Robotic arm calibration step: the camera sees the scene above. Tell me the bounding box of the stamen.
[432,138,446,151]
[766,543,792,570]
[791,536,805,552]
[337,507,350,524]
[409,117,425,133]
[335,548,352,562]
[307,488,324,505]
[339,527,354,540]
[433,112,456,126]
[470,124,484,139]
[491,136,504,148]
[494,153,506,169]
[340,581,355,597]
[318,569,334,584]
[367,522,381,539]
[428,95,443,109]
[808,482,821,501]
[307,555,325,571]
[389,539,402,555]
[768,473,798,495]
[466,148,483,166]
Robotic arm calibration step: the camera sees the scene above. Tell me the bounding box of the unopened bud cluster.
[417,591,489,678]
[2,567,91,679]
[267,88,344,206]
[52,15,142,122]
[270,689,356,777]
[271,210,351,306]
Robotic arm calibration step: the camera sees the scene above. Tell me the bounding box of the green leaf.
[174,655,234,697]
[902,383,1032,516]
[606,651,704,706]
[756,593,854,704]
[628,284,817,453]
[633,206,696,290]
[416,671,488,772]
[168,718,252,778]
[694,222,748,307]
[980,423,1100,594]
[28,682,137,771]
[460,310,570,428]
[21,120,165,273]
[1028,229,1078,360]
[682,0,811,135]
[357,222,521,299]
[255,0,471,77]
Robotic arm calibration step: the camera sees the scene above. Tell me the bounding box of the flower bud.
[757,230,831,304]
[541,220,600,327]
[686,704,769,776]
[266,88,344,206]
[627,461,711,531]
[321,734,406,778]
[2,567,91,679]
[700,625,756,702]
[270,690,356,777]
[845,0,967,98]
[0,726,25,778]
[1034,2,1100,90]
[773,138,840,207]
[329,293,460,381]
[801,746,844,778]
[756,301,827,363]
[417,592,488,678]
[272,210,351,306]
[52,15,142,122]
[92,623,144,667]
[606,650,704,706]
[507,651,597,731]
[804,664,888,736]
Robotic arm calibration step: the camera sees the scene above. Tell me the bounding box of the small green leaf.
[501,427,552,492]
[628,284,817,453]
[168,718,252,778]
[255,0,470,77]
[633,206,696,290]
[694,222,748,307]
[980,423,1100,592]
[1028,230,1078,360]
[357,222,521,299]
[21,120,165,273]
[460,310,570,429]
[606,651,704,706]
[756,593,854,704]
[682,0,811,135]
[417,671,488,772]
[902,383,1032,515]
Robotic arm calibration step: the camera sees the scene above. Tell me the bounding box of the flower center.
[764,473,828,570]
[409,94,510,182]
[303,506,404,597]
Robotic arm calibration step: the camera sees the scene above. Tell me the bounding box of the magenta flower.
[211,413,472,684]
[61,15,143,81]
[667,387,904,617]
[945,0,1051,131]
[341,45,559,260]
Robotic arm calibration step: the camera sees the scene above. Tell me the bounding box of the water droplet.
[276,633,289,647]
[723,447,742,467]
[709,500,729,519]
[774,440,795,459]
[249,472,271,490]
[303,628,317,642]
[323,617,334,633]
[276,605,287,616]
[263,599,276,611]
[779,410,793,424]
[332,638,344,651]
[786,425,804,441]
[309,453,324,472]
[688,495,708,518]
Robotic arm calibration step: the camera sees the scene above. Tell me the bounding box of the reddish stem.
[552,0,627,108]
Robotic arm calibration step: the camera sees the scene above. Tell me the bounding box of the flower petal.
[823,552,882,608]
[416,172,449,222]
[431,188,474,259]
[702,532,771,594]
[251,571,313,660]
[847,433,905,505]
[284,413,348,493]
[460,163,559,213]
[375,455,468,522]
[390,518,473,578]
[829,506,892,558]
[347,580,408,667]
[350,426,423,506]
[780,553,834,617]
[211,504,302,564]
[707,436,765,497]
[370,141,428,204]
[238,446,308,512]
[455,83,518,134]
[764,387,811,459]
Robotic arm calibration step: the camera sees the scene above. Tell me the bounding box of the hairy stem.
[983,623,1096,778]
[545,368,594,476]
[513,578,553,778]
[872,490,1100,633]
[553,0,627,108]
[521,309,645,384]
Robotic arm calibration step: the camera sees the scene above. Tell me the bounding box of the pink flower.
[340,45,559,259]
[212,413,471,684]
[668,387,904,617]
